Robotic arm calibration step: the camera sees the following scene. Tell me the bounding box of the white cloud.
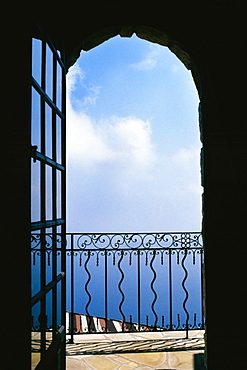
[67,109,157,172]
[66,108,113,166]
[67,63,84,94]
[171,64,181,73]
[130,45,161,71]
[171,147,200,167]
[67,64,157,174]
[170,147,202,193]
[83,85,101,107]
[99,116,156,168]
[67,63,101,111]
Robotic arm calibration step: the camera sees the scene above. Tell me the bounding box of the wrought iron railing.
[31,232,204,342]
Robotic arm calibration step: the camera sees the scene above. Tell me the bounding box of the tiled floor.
[66,330,205,370]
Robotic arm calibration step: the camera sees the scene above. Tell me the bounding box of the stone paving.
[66,330,205,369]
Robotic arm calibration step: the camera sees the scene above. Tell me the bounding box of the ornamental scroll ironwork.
[31,233,63,266]
[72,232,202,250]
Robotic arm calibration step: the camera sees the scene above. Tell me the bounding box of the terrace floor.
[66,330,205,369]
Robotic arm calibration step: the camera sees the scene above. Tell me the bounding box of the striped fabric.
[66,312,151,333]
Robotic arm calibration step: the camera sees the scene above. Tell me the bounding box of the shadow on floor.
[194,353,206,370]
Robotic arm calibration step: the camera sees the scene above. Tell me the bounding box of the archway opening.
[65,34,204,337]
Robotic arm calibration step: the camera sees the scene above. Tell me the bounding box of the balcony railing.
[31,232,204,343]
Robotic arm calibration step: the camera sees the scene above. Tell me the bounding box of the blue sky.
[66,35,202,233]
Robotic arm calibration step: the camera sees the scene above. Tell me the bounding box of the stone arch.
[64,25,202,98]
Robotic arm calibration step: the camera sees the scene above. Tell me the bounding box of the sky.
[66,34,202,233]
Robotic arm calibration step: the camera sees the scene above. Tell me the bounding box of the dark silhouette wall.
[2,1,247,368]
